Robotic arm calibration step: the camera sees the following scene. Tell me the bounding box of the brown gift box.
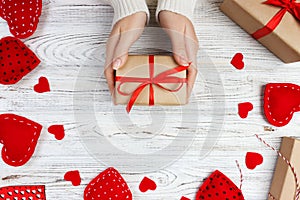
[220,0,300,63]
[114,55,187,109]
[269,137,300,200]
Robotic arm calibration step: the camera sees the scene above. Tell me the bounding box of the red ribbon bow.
[115,55,188,113]
[252,0,300,39]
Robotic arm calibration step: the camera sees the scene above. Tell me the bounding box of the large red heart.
[0,114,42,167]
[139,177,157,193]
[0,37,40,85]
[264,83,300,127]
[196,170,244,200]
[231,53,244,70]
[84,167,132,200]
[0,185,46,200]
[245,152,263,170]
[0,0,42,39]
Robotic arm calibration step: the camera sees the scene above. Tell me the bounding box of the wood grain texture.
[1,0,300,199]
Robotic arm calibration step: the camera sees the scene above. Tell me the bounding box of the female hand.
[158,10,199,98]
[104,12,147,94]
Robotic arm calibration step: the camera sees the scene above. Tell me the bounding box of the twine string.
[255,134,299,200]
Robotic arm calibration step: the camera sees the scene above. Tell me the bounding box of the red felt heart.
[231,53,244,70]
[84,167,132,200]
[34,76,50,93]
[180,197,190,200]
[48,125,64,140]
[139,177,157,193]
[238,102,253,118]
[0,113,42,167]
[0,185,46,200]
[196,170,244,200]
[64,170,81,186]
[0,37,40,85]
[0,0,42,39]
[245,152,263,170]
[264,83,300,127]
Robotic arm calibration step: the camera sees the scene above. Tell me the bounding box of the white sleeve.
[105,0,150,26]
[156,0,197,23]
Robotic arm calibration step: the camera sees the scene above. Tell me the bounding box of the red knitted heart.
[0,37,40,85]
[264,83,300,127]
[84,167,132,200]
[196,170,244,200]
[0,185,46,200]
[0,0,42,39]
[0,113,42,167]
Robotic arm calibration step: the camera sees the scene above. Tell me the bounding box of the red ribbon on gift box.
[115,55,188,113]
[252,0,300,39]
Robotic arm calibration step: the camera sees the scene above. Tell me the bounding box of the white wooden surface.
[1,0,300,199]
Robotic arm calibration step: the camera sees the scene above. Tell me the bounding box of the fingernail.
[113,59,121,70]
[180,56,189,66]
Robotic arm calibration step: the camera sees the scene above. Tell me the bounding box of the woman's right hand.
[104,12,147,94]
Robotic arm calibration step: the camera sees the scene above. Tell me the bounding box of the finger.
[164,28,190,66]
[105,26,121,71]
[112,27,144,70]
[187,65,198,98]
[184,22,199,68]
[104,64,115,96]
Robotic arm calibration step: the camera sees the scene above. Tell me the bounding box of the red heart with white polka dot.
[0,185,46,199]
[0,0,42,39]
[84,167,132,200]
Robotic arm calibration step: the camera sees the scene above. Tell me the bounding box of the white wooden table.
[1,0,300,199]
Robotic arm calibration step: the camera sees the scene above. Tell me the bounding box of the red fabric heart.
[196,170,244,200]
[264,83,300,127]
[64,170,81,186]
[34,76,50,93]
[84,167,132,200]
[0,185,46,199]
[139,177,157,193]
[48,125,64,140]
[245,152,263,170]
[0,0,42,39]
[180,197,190,200]
[0,37,40,85]
[238,102,253,119]
[231,53,244,70]
[0,113,42,167]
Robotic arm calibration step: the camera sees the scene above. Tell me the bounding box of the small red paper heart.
[231,53,244,70]
[245,152,263,170]
[0,37,40,85]
[180,197,190,200]
[139,177,157,193]
[238,102,253,118]
[48,125,64,140]
[34,76,50,93]
[0,185,46,200]
[64,170,81,186]
[0,113,42,167]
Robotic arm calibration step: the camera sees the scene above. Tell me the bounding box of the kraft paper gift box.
[269,137,300,200]
[114,55,188,113]
[220,0,300,63]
